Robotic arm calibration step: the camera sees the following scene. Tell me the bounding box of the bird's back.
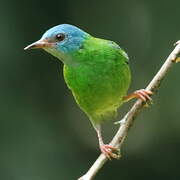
[63,36,131,124]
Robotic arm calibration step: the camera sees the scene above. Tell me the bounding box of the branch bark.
[78,40,180,180]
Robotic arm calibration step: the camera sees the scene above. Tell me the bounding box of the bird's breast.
[63,62,131,116]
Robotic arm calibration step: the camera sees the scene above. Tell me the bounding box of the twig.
[78,40,180,180]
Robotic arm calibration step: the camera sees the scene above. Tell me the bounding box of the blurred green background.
[0,0,180,179]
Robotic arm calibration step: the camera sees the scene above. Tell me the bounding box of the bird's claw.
[100,144,120,160]
[134,89,153,103]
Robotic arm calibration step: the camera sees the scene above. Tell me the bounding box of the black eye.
[55,33,65,41]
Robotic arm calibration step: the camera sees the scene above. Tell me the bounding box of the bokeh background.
[0,0,180,179]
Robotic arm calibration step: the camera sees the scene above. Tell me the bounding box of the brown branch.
[78,40,180,180]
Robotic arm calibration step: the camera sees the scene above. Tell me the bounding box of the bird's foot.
[100,144,120,160]
[133,89,153,102]
[123,89,153,104]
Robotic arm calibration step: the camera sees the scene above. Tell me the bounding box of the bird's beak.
[24,39,55,50]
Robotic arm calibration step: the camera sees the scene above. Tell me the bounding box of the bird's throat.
[44,47,79,66]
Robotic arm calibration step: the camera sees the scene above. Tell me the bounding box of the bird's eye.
[55,33,65,41]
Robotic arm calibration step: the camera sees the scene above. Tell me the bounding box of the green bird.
[24,24,152,159]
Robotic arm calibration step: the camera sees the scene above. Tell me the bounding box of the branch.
[78,40,180,180]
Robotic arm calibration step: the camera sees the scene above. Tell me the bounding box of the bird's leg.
[94,124,120,159]
[123,89,153,103]
[115,89,153,125]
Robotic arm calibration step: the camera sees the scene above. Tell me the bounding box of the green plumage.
[63,36,131,125]
[24,24,133,157]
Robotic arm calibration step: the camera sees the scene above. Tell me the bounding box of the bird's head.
[24,24,90,63]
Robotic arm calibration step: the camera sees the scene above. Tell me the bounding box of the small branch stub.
[78,40,180,180]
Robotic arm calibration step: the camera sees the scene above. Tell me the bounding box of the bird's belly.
[76,82,122,112]
[64,64,130,122]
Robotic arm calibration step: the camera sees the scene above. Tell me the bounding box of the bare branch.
[78,41,180,180]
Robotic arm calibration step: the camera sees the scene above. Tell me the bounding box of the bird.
[24,24,152,159]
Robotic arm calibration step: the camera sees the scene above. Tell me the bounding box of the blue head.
[24,24,90,63]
